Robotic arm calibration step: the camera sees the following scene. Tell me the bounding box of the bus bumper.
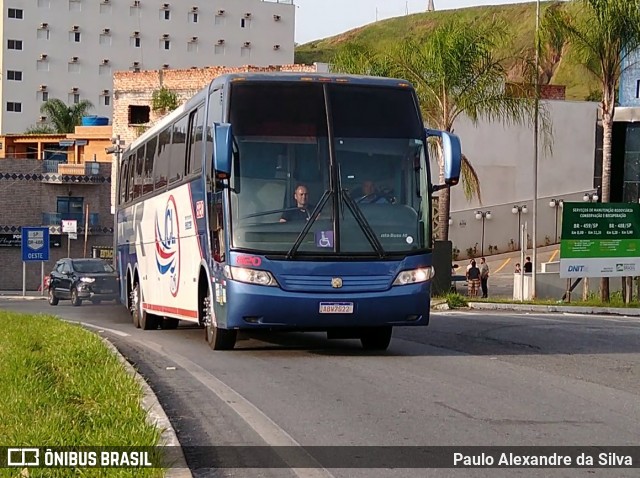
[222,281,431,329]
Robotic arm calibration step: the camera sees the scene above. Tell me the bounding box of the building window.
[129,105,150,124]
[8,8,24,19]
[164,40,170,50]
[241,46,251,58]
[73,93,80,104]
[99,3,111,14]
[104,95,110,106]
[189,12,198,23]
[131,37,141,48]
[215,16,224,26]
[41,91,49,102]
[99,64,111,76]
[73,32,81,42]
[7,102,22,112]
[99,33,111,46]
[8,39,23,50]
[37,59,49,72]
[68,62,80,73]
[57,197,84,220]
[7,70,23,81]
[187,41,198,53]
[214,44,225,55]
[241,18,246,28]
[636,79,640,99]
[163,9,170,20]
[69,0,81,12]
[38,0,50,7]
[37,29,50,40]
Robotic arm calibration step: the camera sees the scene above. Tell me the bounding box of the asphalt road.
[1,299,639,478]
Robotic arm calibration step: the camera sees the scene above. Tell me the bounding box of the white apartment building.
[0,0,295,134]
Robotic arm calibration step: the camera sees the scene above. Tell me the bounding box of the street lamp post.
[581,192,599,300]
[511,205,528,250]
[475,210,492,256]
[549,199,564,243]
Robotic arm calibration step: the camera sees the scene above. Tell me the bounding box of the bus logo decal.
[331,278,343,289]
[155,195,181,296]
[236,255,262,267]
[196,200,205,219]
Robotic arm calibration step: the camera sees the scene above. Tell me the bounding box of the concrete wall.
[0,0,295,134]
[0,158,114,290]
[441,100,599,257]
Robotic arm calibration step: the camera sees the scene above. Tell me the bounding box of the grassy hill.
[295,1,598,101]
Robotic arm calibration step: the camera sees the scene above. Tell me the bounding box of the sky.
[294,0,536,44]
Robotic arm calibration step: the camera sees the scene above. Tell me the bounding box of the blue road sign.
[21,227,50,262]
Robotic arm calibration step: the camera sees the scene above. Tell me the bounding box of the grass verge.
[470,291,640,309]
[0,311,163,477]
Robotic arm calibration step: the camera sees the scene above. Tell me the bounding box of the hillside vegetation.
[295,1,598,101]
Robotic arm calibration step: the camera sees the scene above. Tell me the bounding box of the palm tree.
[40,98,94,134]
[544,0,640,301]
[332,19,548,242]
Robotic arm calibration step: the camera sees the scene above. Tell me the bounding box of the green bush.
[444,292,468,309]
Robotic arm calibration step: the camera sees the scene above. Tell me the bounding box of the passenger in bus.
[280,184,315,222]
[356,179,389,204]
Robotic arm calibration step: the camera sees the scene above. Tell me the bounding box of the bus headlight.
[80,277,95,283]
[228,266,278,287]
[392,267,435,286]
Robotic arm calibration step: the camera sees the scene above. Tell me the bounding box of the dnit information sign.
[560,203,640,278]
[21,227,50,262]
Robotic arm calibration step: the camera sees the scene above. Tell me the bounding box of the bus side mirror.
[213,122,233,180]
[425,129,462,188]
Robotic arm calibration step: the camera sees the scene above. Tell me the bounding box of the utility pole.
[106,135,125,269]
[427,0,435,12]
[532,0,541,298]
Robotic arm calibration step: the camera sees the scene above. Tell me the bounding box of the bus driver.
[280,185,315,222]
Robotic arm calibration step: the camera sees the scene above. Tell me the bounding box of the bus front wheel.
[360,326,392,351]
[204,290,236,350]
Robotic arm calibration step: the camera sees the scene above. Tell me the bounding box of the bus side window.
[211,199,225,263]
[127,154,135,201]
[205,87,223,178]
[154,127,171,190]
[169,115,189,184]
[186,104,205,176]
[119,161,128,204]
[134,146,145,198]
[143,136,157,194]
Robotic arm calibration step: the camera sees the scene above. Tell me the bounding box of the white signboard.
[68,233,78,240]
[61,220,77,234]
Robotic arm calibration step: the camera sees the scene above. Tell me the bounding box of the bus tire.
[206,324,237,351]
[132,281,159,330]
[203,286,236,350]
[360,326,392,351]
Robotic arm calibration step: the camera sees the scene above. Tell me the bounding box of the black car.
[48,258,120,306]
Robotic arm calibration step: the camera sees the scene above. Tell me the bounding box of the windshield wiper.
[286,190,333,259]
[340,189,386,259]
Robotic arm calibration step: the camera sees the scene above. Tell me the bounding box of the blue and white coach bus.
[116,73,462,350]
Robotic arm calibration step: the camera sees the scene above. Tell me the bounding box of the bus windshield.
[228,81,430,257]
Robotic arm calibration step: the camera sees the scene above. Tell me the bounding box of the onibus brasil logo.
[155,196,181,296]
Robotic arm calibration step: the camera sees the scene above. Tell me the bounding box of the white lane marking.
[63,319,130,337]
[141,340,335,478]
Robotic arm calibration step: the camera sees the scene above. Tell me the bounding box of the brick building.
[0,127,114,291]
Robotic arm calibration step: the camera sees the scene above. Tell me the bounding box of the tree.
[151,87,179,116]
[544,0,640,301]
[332,19,548,241]
[40,98,94,134]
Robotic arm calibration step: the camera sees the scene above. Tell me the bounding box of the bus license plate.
[319,302,354,314]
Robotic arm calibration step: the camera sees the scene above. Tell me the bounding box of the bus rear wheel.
[360,326,392,351]
[132,282,159,330]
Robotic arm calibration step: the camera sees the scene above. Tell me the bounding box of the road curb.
[467,301,640,317]
[101,338,193,478]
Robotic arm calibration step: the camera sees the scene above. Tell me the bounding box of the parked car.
[48,258,119,306]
